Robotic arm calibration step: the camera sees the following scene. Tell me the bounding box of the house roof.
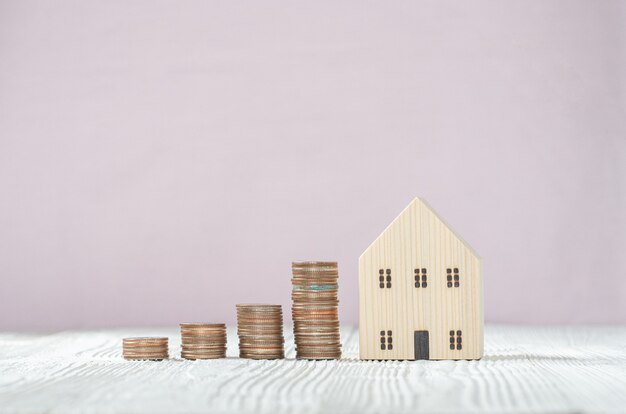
[360,197,481,260]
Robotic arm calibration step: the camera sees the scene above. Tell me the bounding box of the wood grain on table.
[1,325,625,413]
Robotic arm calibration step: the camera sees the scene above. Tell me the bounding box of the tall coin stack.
[291,261,342,359]
[180,323,227,360]
[122,337,169,361]
[236,304,285,359]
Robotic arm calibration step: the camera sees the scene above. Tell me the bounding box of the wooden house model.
[358,197,483,360]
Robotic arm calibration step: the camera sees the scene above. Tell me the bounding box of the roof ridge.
[359,197,481,260]
[416,197,481,260]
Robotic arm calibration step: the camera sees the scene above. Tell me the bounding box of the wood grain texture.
[1,325,626,414]
[359,197,483,360]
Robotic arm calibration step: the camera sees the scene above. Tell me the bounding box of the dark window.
[449,330,463,351]
[380,330,393,350]
[379,269,392,289]
[447,268,460,288]
[414,268,428,288]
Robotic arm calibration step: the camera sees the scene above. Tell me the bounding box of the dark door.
[414,331,430,360]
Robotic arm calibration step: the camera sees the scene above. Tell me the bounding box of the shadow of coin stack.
[236,304,285,359]
[122,337,169,361]
[180,323,227,360]
[291,261,342,359]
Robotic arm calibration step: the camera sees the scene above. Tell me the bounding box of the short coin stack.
[122,337,169,360]
[291,261,342,359]
[180,323,227,360]
[236,304,284,359]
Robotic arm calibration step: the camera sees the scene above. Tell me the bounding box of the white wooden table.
[1,325,625,413]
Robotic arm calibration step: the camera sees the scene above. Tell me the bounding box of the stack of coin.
[291,261,342,359]
[236,304,284,359]
[122,337,169,360]
[180,323,227,360]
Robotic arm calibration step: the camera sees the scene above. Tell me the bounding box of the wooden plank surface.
[1,325,625,413]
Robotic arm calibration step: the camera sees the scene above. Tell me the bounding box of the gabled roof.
[360,197,481,260]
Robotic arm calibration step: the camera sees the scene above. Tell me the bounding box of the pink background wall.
[1,1,625,330]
